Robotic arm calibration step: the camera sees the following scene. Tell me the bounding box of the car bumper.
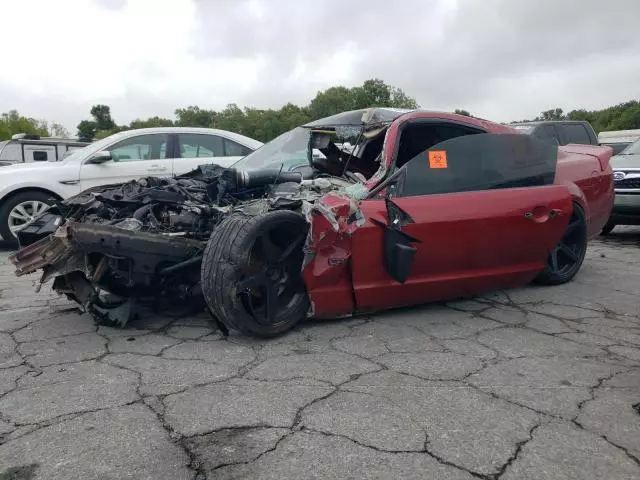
[609,192,640,225]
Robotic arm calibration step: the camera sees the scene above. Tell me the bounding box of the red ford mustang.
[11,109,614,337]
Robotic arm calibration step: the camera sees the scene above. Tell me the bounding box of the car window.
[107,134,167,162]
[394,133,558,197]
[560,124,591,145]
[179,134,224,158]
[33,151,48,161]
[533,125,560,145]
[0,142,20,161]
[224,138,252,157]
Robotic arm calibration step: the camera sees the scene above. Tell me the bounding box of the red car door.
[350,132,572,312]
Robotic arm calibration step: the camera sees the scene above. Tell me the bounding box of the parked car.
[601,138,640,234]
[511,120,598,147]
[0,134,90,167]
[0,127,262,246]
[598,129,640,155]
[10,108,614,337]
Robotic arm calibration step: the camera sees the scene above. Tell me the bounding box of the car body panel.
[349,186,572,313]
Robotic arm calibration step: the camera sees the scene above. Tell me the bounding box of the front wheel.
[533,203,588,286]
[0,191,57,248]
[201,210,310,337]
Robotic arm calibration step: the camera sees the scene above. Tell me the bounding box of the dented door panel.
[351,185,572,312]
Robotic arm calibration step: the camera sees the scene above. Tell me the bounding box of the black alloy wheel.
[534,203,587,285]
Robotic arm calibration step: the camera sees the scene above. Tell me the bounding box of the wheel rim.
[547,210,586,276]
[237,222,307,326]
[8,200,48,233]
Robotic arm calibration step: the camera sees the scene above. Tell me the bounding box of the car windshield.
[59,134,127,163]
[233,125,363,171]
[233,127,311,171]
[620,139,640,155]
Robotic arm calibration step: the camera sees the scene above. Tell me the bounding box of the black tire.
[201,210,310,337]
[600,221,616,235]
[534,203,588,286]
[0,190,57,248]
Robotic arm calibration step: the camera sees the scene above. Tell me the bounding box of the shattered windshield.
[233,127,311,171]
[233,125,364,172]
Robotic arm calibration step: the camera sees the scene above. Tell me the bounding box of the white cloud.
[0,0,267,128]
[0,0,638,133]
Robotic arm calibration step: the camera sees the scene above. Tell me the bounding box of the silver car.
[602,139,640,234]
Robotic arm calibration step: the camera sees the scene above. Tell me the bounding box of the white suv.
[0,127,263,246]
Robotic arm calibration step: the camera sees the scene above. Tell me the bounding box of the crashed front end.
[9,108,403,329]
[12,220,204,325]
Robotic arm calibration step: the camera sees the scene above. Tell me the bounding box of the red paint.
[303,112,614,319]
[302,210,355,318]
[351,186,571,312]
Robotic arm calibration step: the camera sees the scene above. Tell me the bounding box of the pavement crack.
[207,429,295,472]
[493,422,543,479]
[573,368,632,420]
[300,427,490,479]
[572,418,640,467]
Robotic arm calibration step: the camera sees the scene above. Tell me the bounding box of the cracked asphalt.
[0,229,639,480]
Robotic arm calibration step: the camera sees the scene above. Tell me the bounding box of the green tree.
[174,106,216,127]
[539,108,565,121]
[307,79,418,122]
[0,110,50,140]
[454,109,472,117]
[129,116,174,129]
[90,104,116,131]
[77,120,97,142]
[308,86,353,119]
[389,86,419,109]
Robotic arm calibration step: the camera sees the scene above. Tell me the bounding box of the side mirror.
[86,151,112,164]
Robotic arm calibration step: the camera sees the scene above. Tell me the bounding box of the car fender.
[561,180,589,222]
[0,164,81,203]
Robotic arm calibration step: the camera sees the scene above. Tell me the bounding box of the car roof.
[304,108,415,127]
[105,127,263,149]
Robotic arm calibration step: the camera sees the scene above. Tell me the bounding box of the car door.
[173,133,253,175]
[350,132,573,312]
[79,133,171,190]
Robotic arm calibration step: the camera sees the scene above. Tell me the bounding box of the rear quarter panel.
[555,145,614,237]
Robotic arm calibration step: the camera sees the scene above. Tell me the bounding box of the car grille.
[615,177,640,189]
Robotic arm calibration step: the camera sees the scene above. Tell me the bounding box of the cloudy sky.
[1,0,639,132]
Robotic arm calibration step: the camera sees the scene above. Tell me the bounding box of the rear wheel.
[201,210,310,337]
[534,203,587,285]
[0,190,57,247]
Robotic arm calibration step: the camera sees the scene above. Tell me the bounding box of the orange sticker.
[428,150,448,169]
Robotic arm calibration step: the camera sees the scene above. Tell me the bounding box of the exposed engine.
[11,164,356,326]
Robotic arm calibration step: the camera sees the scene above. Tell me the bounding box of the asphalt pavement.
[0,229,639,479]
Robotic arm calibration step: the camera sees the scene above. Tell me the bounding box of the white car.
[0,127,263,246]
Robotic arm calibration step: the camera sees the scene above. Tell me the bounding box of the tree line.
[0,110,68,141]
[2,77,639,143]
[511,101,640,132]
[75,78,419,143]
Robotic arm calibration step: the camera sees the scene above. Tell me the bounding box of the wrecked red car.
[10,109,615,337]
